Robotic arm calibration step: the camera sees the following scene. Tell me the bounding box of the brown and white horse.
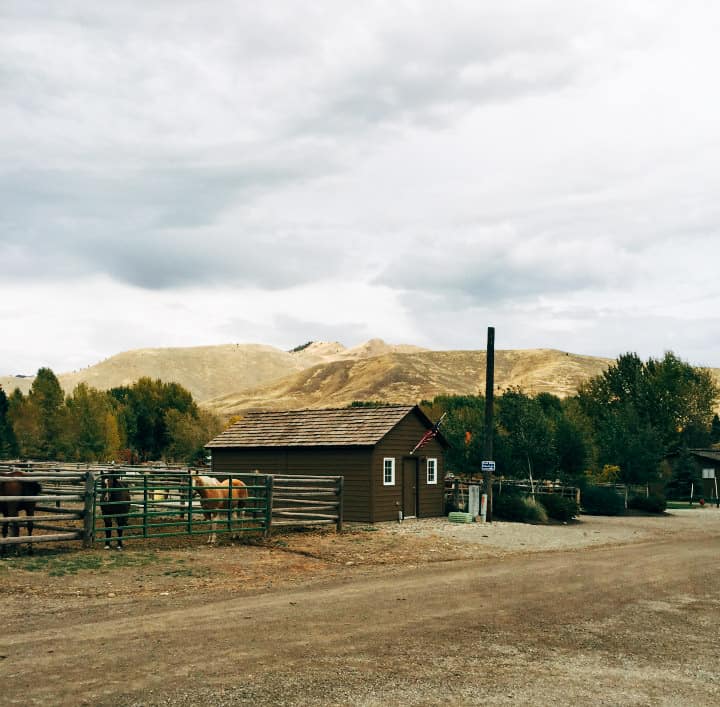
[189,472,248,544]
[1,471,41,556]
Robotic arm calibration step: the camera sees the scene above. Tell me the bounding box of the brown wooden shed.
[205,405,448,522]
[686,449,720,500]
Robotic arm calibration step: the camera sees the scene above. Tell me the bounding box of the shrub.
[493,493,547,523]
[627,493,667,514]
[525,497,548,524]
[537,493,579,522]
[581,486,626,515]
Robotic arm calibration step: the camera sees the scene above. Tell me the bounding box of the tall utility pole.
[483,326,495,522]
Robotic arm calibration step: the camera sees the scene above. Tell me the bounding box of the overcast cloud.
[2,1,719,376]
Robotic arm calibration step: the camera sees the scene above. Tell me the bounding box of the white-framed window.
[427,458,438,484]
[383,457,396,486]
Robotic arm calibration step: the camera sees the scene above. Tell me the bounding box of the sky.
[2,1,720,375]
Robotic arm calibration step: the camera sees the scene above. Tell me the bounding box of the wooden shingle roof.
[207,405,421,448]
[689,449,720,463]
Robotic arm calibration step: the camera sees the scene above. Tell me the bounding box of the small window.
[383,457,395,485]
[427,458,438,484]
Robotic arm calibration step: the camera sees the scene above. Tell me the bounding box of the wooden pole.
[82,471,95,548]
[483,326,495,523]
[264,475,274,538]
[336,476,344,533]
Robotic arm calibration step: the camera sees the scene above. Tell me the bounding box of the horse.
[189,472,248,544]
[99,474,131,550]
[0,470,41,556]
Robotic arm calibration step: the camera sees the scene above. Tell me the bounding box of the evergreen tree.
[711,414,720,444]
[28,367,65,459]
[0,386,19,458]
[7,388,41,459]
[667,447,702,499]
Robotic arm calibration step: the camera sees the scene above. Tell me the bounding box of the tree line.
[1,350,717,487]
[0,368,223,465]
[420,351,720,491]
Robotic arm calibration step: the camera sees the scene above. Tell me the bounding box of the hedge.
[581,486,625,515]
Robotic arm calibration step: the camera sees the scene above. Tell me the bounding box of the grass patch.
[162,566,209,578]
[0,548,161,576]
[666,500,714,509]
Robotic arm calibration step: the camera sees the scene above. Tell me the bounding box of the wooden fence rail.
[1,464,345,551]
[445,477,581,512]
[271,475,343,532]
[0,467,91,550]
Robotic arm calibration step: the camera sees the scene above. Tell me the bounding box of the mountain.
[4,340,717,417]
[203,348,615,416]
[0,339,428,403]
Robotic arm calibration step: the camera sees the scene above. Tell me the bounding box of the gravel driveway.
[1,508,719,706]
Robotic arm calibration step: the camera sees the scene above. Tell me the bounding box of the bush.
[494,493,547,523]
[581,486,626,515]
[537,493,579,522]
[627,493,667,514]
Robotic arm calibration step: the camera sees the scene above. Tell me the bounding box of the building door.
[402,457,418,518]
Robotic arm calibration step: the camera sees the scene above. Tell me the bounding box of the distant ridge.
[4,340,717,417]
[202,348,615,416]
[0,339,427,402]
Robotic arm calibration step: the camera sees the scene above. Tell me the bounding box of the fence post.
[187,473,193,534]
[143,474,149,538]
[336,476,344,532]
[264,475,274,538]
[82,471,95,548]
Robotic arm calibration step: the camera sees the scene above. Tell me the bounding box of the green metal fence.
[93,471,273,544]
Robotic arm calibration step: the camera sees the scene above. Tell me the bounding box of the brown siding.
[372,411,445,522]
[209,407,445,523]
[211,447,373,522]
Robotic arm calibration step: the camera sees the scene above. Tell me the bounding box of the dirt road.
[2,521,719,706]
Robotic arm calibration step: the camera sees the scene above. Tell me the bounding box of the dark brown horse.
[99,474,131,550]
[1,470,41,556]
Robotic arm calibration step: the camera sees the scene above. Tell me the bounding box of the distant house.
[205,405,448,522]
[686,449,720,499]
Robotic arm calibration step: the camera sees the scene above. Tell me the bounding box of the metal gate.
[93,471,273,543]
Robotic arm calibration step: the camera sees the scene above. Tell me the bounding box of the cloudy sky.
[2,1,720,375]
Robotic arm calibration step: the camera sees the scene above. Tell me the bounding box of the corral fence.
[1,463,343,552]
[0,466,92,550]
[445,476,580,513]
[271,475,343,531]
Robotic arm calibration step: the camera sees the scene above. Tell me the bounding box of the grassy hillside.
[4,341,718,418]
[203,349,615,416]
[0,339,426,402]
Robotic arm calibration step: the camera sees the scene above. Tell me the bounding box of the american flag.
[410,413,446,455]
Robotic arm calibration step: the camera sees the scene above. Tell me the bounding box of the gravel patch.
[370,507,720,554]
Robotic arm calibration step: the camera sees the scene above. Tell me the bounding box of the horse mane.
[194,475,222,487]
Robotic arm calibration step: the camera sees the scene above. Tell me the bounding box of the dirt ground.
[1,508,719,706]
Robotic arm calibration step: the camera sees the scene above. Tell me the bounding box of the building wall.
[693,456,720,499]
[209,409,446,523]
[211,446,374,522]
[372,412,445,522]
